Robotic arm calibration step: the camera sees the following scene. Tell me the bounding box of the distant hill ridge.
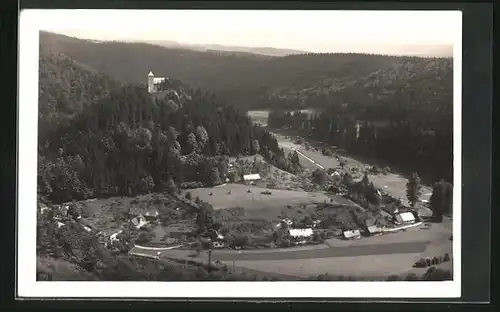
[39,31,453,110]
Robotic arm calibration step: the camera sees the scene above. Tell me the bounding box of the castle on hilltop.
[148,71,169,93]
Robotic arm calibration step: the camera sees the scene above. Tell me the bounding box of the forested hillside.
[268,57,453,182]
[40,32,452,111]
[39,31,454,191]
[38,50,122,140]
[38,52,289,204]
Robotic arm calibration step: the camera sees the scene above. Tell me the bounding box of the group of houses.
[379,203,419,226]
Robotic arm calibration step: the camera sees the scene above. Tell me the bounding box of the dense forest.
[38,51,289,204]
[267,57,453,183]
[39,31,454,194]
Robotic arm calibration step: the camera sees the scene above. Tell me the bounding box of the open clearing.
[247,110,270,126]
[183,183,332,211]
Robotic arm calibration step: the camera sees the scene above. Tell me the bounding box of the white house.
[366,225,382,236]
[289,228,313,238]
[243,174,261,182]
[395,212,416,224]
[148,71,168,93]
[343,229,361,239]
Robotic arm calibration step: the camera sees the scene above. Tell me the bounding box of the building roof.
[367,225,381,233]
[153,77,166,84]
[343,229,361,238]
[243,173,261,181]
[289,228,313,237]
[399,212,415,222]
[148,71,154,77]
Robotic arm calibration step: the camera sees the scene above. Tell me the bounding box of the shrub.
[185,192,192,200]
[422,267,452,281]
[443,253,450,262]
[387,274,402,281]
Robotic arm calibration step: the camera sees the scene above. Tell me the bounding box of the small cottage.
[243,173,261,184]
[366,225,382,236]
[394,212,415,225]
[343,229,361,240]
[289,228,314,238]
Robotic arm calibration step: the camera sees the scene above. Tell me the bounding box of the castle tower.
[148,71,155,93]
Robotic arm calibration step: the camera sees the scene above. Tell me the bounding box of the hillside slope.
[39,32,452,111]
[38,52,292,204]
[38,49,122,140]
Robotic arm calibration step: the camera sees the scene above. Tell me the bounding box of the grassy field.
[182,183,331,211]
[229,154,317,191]
[225,252,423,279]
[247,110,270,126]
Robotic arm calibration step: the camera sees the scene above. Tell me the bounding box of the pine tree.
[406,172,422,209]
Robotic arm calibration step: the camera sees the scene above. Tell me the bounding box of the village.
[38,143,451,281]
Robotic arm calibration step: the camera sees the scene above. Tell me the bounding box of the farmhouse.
[289,228,314,238]
[343,229,361,240]
[394,212,416,225]
[365,225,382,236]
[243,173,261,184]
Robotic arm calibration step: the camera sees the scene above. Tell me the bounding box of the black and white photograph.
[18,8,463,299]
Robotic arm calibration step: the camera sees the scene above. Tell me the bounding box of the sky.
[36,9,461,54]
